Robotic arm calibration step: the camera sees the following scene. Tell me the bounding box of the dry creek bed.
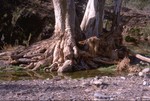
[0,73,150,100]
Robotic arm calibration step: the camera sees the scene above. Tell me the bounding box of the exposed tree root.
[0,34,148,73]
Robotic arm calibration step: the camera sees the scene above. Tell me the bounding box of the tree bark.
[50,0,78,72]
[80,0,105,38]
[10,0,80,72]
[111,0,122,32]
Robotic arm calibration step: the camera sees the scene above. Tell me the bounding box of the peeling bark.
[44,0,79,72]
[80,0,105,38]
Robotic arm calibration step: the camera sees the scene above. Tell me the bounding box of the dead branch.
[129,49,150,63]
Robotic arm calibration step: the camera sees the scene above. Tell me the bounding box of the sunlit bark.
[80,0,105,38]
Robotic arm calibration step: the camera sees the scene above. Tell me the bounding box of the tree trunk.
[50,0,78,72]
[9,0,120,72]
[80,0,105,38]
[10,0,80,72]
[111,0,122,32]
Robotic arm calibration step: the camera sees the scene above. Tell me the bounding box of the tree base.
[8,35,121,72]
[1,34,148,73]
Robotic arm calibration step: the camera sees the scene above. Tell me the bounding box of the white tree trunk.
[51,0,78,72]
[53,0,75,34]
[80,0,105,38]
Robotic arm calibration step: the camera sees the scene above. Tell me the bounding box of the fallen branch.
[129,49,150,63]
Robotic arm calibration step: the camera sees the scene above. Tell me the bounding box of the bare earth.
[0,75,149,100]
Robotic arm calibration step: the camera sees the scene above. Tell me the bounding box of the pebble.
[128,73,136,76]
[139,68,150,77]
[120,77,126,80]
[46,78,50,80]
[90,79,104,87]
[142,68,150,73]
[139,72,144,77]
[94,92,111,100]
[42,81,47,84]
[92,79,103,85]
[143,81,147,86]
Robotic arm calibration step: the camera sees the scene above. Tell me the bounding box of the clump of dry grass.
[1,44,20,52]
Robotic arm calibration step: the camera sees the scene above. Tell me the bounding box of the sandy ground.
[0,74,150,100]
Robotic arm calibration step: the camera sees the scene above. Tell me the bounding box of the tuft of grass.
[2,44,14,51]
[97,65,117,73]
[12,66,25,71]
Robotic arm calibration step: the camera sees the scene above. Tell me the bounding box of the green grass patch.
[97,65,116,73]
[11,66,25,71]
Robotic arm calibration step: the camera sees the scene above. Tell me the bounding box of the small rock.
[142,68,150,73]
[91,79,103,87]
[42,81,46,84]
[94,92,111,100]
[46,78,50,80]
[92,79,103,85]
[138,72,144,77]
[143,81,147,86]
[128,73,136,76]
[142,96,150,100]
[120,77,126,80]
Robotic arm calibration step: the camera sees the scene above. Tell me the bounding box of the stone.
[138,72,144,77]
[91,79,103,87]
[92,79,103,85]
[142,68,150,73]
[120,77,126,80]
[143,81,147,86]
[94,92,111,100]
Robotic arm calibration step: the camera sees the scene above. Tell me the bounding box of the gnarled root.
[57,60,73,72]
[44,62,59,72]
[10,35,150,73]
